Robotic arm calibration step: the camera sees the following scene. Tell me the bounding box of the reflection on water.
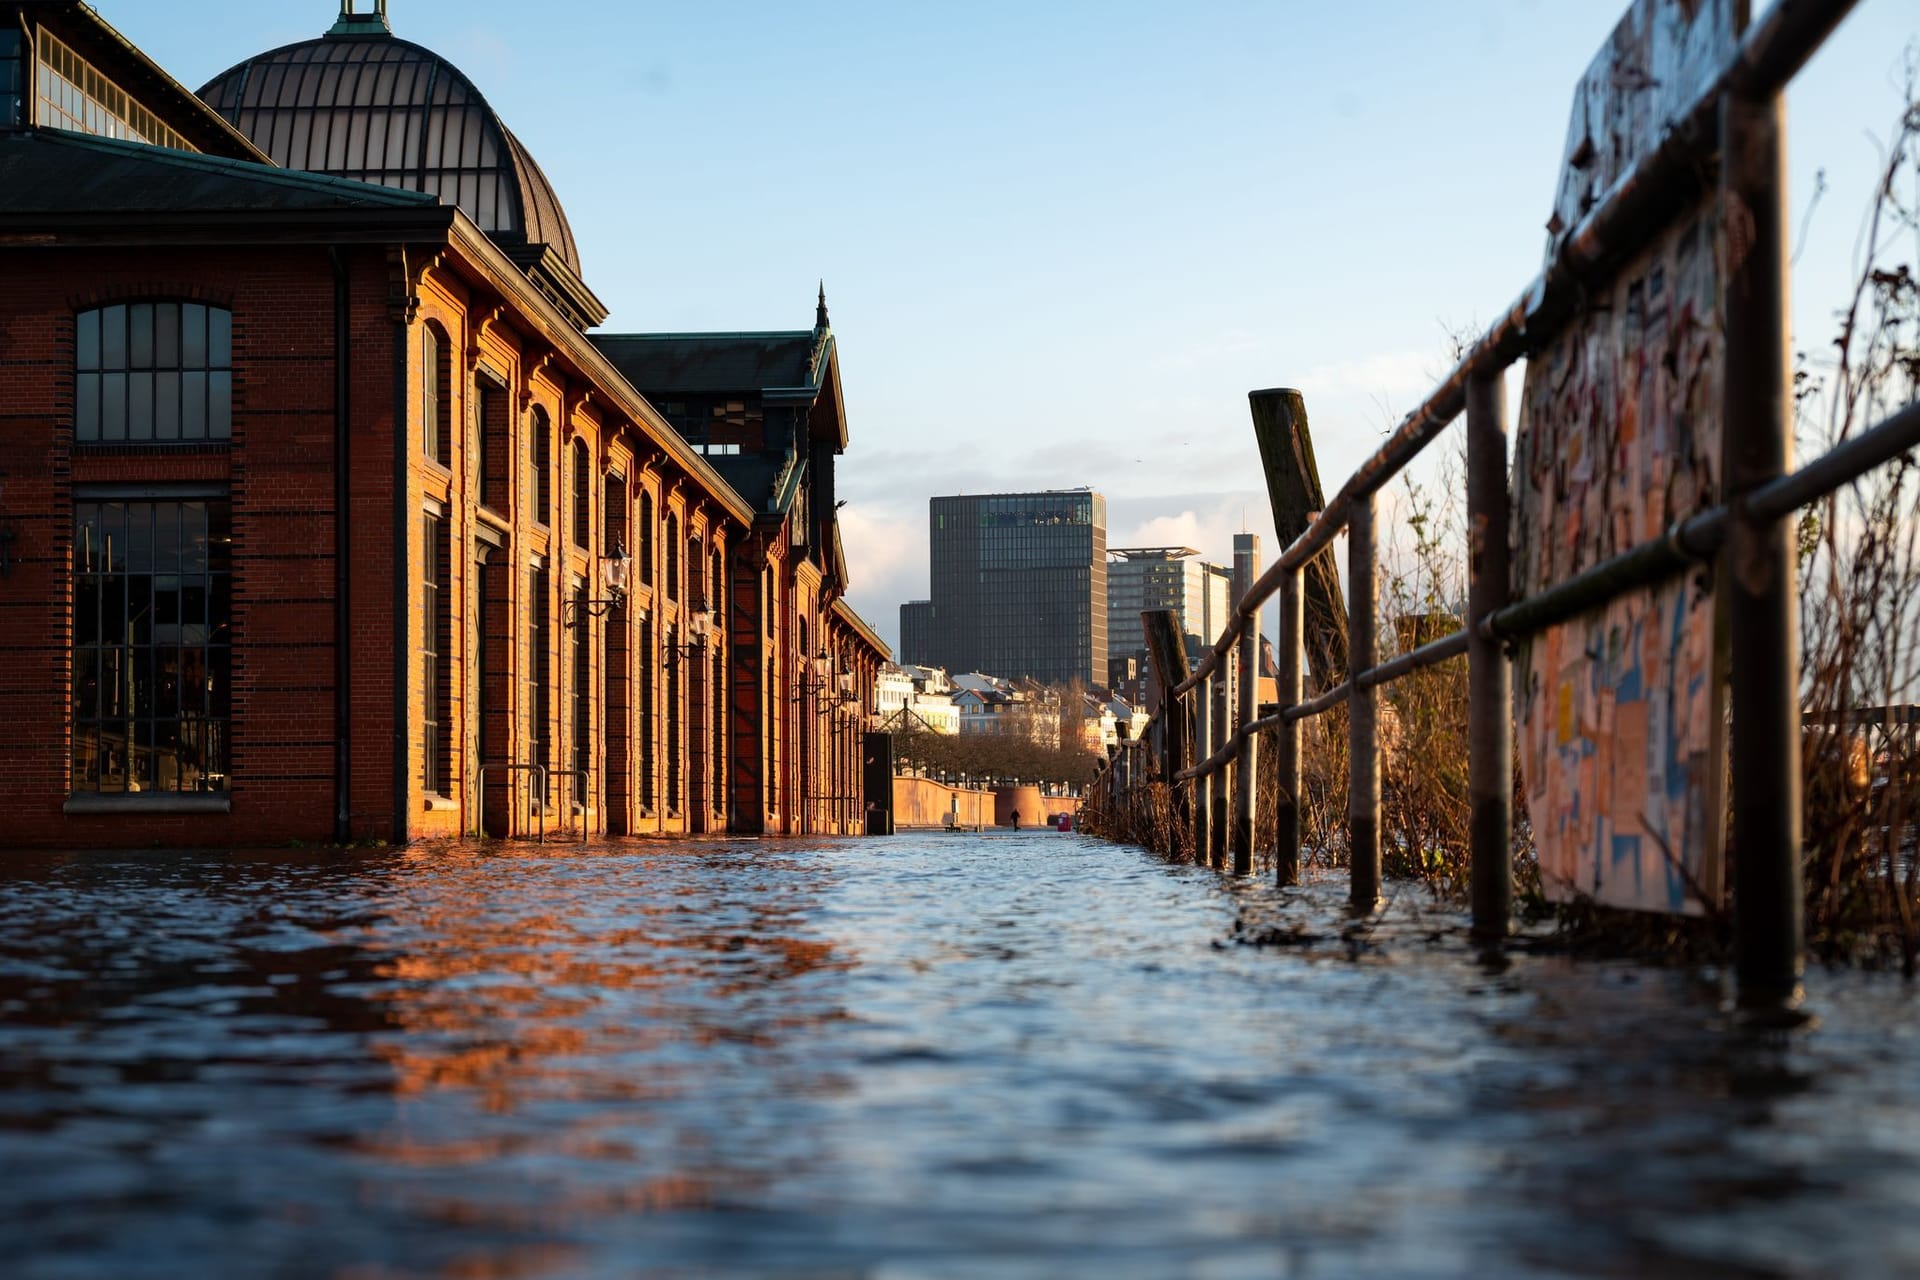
[0,835,1916,1277]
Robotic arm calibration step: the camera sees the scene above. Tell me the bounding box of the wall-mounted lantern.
[563,539,632,629]
[664,604,715,668]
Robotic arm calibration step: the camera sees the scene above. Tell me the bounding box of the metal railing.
[1085,0,1920,1002]
[558,766,591,846]
[469,762,549,843]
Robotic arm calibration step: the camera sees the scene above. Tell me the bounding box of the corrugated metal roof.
[197,29,580,277]
[0,127,441,212]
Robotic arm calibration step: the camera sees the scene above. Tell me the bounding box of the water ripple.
[0,833,1914,1277]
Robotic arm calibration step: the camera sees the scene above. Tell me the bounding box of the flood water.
[1,832,1916,1278]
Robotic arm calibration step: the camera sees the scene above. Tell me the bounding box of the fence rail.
[1085,0,1918,1005]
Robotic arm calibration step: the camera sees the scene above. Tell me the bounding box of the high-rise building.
[925,490,1106,685]
[1106,547,1233,667]
[898,600,935,666]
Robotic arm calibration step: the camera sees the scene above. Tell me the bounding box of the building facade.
[1105,545,1233,675]
[897,599,935,667]
[873,662,959,736]
[0,0,886,847]
[923,489,1106,686]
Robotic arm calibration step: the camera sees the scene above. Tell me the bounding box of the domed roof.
[197,9,582,281]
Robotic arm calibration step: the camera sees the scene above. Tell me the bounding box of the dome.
[197,7,584,285]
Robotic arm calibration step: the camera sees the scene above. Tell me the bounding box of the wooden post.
[1231,534,1261,875]
[1722,89,1802,1004]
[1194,665,1213,865]
[1143,608,1192,860]
[1142,608,1191,802]
[1276,566,1302,885]
[1209,670,1229,869]
[1467,370,1513,940]
[1249,389,1348,693]
[1349,493,1380,909]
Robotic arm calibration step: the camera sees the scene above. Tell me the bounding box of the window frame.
[531,405,552,528]
[422,323,453,466]
[69,491,232,804]
[75,301,233,444]
[571,437,591,549]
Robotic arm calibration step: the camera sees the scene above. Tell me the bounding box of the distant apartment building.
[924,490,1107,685]
[950,676,1058,746]
[874,663,959,735]
[1105,546,1233,670]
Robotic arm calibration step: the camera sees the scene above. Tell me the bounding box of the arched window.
[571,437,591,548]
[603,472,628,561]
[639,490,656,587]
[474,373,508,512]
[422,508,451,795]
[76,301,232,442]
[665,514,680,602]
[423,323,452,463]
[531,406,552,525]
[689,535,705,610]
[529,561,551,778]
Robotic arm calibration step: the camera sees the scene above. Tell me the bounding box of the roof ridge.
[593,331,814,342]
[31,128,439,206]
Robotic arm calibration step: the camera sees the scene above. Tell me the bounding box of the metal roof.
[591,332,820,396]
[196,25,580,278]
[0,127,441,213]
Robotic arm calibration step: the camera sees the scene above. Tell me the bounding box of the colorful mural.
[1512,0,1740,915]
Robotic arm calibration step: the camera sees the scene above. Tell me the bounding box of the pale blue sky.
[112,1,1918,652]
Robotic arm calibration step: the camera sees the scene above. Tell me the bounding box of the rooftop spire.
[815,280,829,331]
[328,0,392,37]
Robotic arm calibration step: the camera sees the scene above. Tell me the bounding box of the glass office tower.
[926,490,1106,685]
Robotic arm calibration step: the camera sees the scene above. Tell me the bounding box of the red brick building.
[0,0,887,847]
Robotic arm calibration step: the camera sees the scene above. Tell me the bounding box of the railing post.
[1231,534,1261,875]
[1467,369,1513,941]
[1348,494,1380,909]
[1209,670,1229,869]
[1722,88,1802,1005]
[1141,609,1191,824]
[1194,669,1213,865]
[1276,565,1302,885]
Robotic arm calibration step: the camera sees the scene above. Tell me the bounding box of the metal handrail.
[1143,395,1920,789]
[1170,0,1860,703]
[559,766,590,846]
[1081,0,1915,1002]
[470,762,548,843]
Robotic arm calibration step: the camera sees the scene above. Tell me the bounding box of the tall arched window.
[76,302,232,442]
[422,323,451,463]
[531,406,552,526]
[639,490,656,587]
[665,514,680,602]
[571,438,591,548]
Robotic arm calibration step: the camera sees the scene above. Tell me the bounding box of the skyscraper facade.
[1106,546,1233,665]
[926,490,1107,685]
[898,600,935,666]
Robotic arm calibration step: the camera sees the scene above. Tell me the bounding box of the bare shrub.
[1795,64,1920,968]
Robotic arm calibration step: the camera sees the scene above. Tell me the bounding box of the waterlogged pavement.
[0,832,1917,1278]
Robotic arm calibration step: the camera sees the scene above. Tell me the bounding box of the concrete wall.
[892,776,991,829]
